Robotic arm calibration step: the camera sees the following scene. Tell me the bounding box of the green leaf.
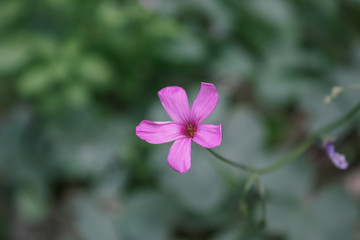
[78,56,112,87]
[211,45,254,79]
[74,197,117,240]
[0,40,31,74]
[14,184,50,223]
[118,191,179,240]
[267,184,357,240]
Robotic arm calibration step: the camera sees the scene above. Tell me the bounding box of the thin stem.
[239,173,257,216]
[208,101,360,175]
[344,84,360,91]
[207,148,257,172]
[242,173,258,197]
[256,136,315,174]
[255,176,267,228]
[316,101,360,137]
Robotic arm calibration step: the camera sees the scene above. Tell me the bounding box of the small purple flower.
[324,141,349,170]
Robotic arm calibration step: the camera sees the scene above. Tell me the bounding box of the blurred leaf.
[262,157,315,199]
[78,55,112,87]
[163,31,206,63]
[267,184,357,240]
[18,66,54,96]
[211,45,254,79]
[117,191,179,240]
[64,83,90,107]
[14,184,50,223]
[0,1,23,31]
[246,0,294,28]
[182,0,232,36]
[0,40,31,75]
[74,196,117,240]
[47,112,130,178]
[97,1,124,28]
[256,77,313,107]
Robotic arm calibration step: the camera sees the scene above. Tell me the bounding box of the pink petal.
[168,138,192,173]
[192,124,222,148]
[136,120,184,144]
[158,86,190,124]
[190,82,219,124]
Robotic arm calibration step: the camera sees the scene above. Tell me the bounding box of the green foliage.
[0,0,360,239]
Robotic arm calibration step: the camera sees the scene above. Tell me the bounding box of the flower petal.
[331,152,348,170]
[168,138,192,173]
[136,120,183,144]
[324,141,349,170]
[192,124,222,148]
[191,82,219,124]
[158,86,190,124]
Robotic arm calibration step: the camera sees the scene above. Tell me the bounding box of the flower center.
[186,124,196,138]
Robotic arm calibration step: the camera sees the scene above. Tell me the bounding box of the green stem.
[239,173,257,216]
[316,101,360,137]
[242,173,258,197]
[344,84,360,91]
[257,136,315,174]
[208,101,360,175]
[255,176,267,228]
[207,148,257,172]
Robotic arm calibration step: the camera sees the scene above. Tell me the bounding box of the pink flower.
[136,82,222,173]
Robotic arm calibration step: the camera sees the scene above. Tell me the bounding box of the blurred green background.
[1,0,360,239]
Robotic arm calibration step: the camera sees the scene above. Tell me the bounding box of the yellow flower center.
[186,124,196,138]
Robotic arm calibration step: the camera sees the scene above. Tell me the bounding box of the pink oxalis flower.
[136,82,222,173]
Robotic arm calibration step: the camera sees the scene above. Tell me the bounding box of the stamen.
[186,124,196,138]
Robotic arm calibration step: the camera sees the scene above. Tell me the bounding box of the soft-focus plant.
[136,82,360,226]
[1,0,360,239]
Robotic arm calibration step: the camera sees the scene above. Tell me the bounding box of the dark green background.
[0,0,360,239]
